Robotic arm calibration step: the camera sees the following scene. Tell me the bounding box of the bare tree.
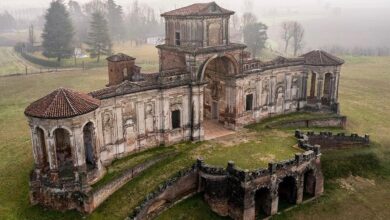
[291,22,304,56]
[281,22,293,54]
[280,21,304,56]
[242,12,257,28]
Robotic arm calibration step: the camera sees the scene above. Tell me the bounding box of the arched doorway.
[278,176,297,210]
[303,170,316,199]
[202,56,237,122]
[255,187,272,218]
[54,128,72,176]
[83,122,96,171]
[322,73,332,105]
[36,127,49,170]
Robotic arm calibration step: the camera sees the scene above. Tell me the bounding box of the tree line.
[37,0,163,63]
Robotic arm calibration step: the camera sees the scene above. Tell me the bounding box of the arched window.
[36,127,49,169]
[54,128,72,174]
[83,122,96,171]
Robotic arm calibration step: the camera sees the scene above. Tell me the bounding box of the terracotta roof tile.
[25,88,100,119]
[301,50,344,66]
[161,2,234,17]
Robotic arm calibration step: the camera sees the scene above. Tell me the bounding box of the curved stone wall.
[130,132,326,220]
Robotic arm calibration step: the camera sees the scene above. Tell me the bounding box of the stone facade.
[25,2,343,213]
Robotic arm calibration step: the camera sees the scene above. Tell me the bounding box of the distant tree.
[28,24,35,47]
[280,21,305,56]
[107,0,125,40]
[291,22,304,56]
[41,0,74,62]
[241,12,257,28]
[0,11,17,32]
[69,0,88,46]
[86,11,112,62]
[83,0,106,15]
[281,21,293,54]
[243,22,268,58]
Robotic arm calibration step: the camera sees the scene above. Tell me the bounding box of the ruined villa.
[24,2,344,219]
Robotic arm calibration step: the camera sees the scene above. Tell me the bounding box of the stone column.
[242,189,255,220]
[302,74,308,100]
[270,174,279,215]
[329,75,336,104]
[296,175,304,204]
[191,84,205,141]
[317,77,323,102]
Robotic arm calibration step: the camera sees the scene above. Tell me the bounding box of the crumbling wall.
[296,130,370,149]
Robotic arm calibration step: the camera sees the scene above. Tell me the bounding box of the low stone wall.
[129,165,199,220]
[296,130,370,149]
[85,152,176,213]
[267,115,347,129]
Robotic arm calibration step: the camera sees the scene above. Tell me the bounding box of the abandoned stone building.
[24,2,344,218]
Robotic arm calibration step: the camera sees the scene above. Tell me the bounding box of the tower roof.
[25,88,100,119]
[161,2,234,17]
[106,53,136,62]
[301,50,344,66]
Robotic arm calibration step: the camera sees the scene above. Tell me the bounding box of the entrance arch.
[278,176,297,210]
[54,128,73,176]
[36,127,49,169]
[255,187,272,218]
[201,56,238,122]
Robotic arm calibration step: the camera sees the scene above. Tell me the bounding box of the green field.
[0,56,389,220]
[0,47,40,76]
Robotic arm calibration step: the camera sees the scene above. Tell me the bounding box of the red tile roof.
[25,88,100,119]
[161,2,234,17]
[301,50,344,66]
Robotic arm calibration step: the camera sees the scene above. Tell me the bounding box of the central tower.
[158,2,246,129]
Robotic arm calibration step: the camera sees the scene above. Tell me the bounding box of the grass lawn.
[0,47,40,76]
[193,130,302,169]
[0,56,389,220]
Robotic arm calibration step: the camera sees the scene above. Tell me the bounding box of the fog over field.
[1,0,390,51]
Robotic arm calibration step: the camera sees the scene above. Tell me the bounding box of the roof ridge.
[43,88,62,117]
[62,89,78,115]
[319,51,324,64]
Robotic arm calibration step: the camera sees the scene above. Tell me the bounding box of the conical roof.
[25,88,100,119]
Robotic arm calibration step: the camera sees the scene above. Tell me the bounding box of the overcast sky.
[2,0,390,11]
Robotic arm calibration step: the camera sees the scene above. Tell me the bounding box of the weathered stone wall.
[130,165,199,220]
[164,16,229,47]
[95,85,198,166]
[86,152,176,213]
[296,130,370,149]
[266,115,347,129]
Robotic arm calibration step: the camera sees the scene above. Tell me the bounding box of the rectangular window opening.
[172,110,181,129]
[175,32,181,46]
[246,94,253,111]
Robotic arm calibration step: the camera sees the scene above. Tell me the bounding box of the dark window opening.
[246,94,253,111]
[175,32,181,46]
[83,122,96,171]
[172,110,181,129]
